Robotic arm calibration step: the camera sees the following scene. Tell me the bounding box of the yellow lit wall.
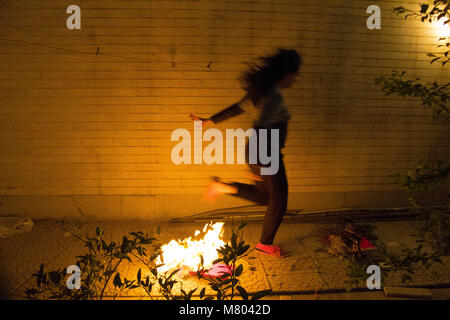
[0,0,449,220]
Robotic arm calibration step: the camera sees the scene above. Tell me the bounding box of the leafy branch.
[388,159,450,192]
[394,1,449,23]
[394,1,450,66]
[374,71,449,116]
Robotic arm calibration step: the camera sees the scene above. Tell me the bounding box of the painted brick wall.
[0,0,449,220]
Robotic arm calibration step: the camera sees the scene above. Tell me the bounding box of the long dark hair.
[239,48,301,106]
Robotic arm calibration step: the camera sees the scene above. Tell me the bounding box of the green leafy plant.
[376,1,450,116]
[319,217,447,291]
[374,71,449,116]
[342,243,391,291]
[319,220,391,291]
[25,225,161,300]
[25,221,270,300]
[370,2,450,288]
[388,159,450,192]
[395,0,449,23]
[196,222,272,300]
[370,158,449,288]
[388,156,450,256]
[394,1,450,66]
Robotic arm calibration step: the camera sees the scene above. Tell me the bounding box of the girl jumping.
[190,48,302,257]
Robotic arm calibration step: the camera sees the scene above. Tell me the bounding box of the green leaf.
[431,57,441,64]
[235,264,244,277]
[231,233,237,249]
[167,268,180,280]
[252,289,272,300]
[420,4,429,14]
[48,271,61,284]
[200,287,206,299]
[36,264,45,288]
[433,257,443,264]
[401,274,412,283]
[25,288,39,298]
[211,284,219,291]
[236,286,248,300]
[137,268,141,283]
[239,245,250,256]
[113,272,123,287]
[186,288,196,300]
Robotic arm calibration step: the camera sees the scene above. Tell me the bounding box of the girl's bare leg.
[203,176,238,201]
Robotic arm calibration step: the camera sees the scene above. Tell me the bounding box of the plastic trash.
[0,216,34,238]
[189,263,233,279]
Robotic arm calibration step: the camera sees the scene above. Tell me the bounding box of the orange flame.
[156,222,225,273]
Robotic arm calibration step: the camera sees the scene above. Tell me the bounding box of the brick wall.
[0,0,449,220]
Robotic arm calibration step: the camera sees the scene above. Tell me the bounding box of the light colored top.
[238,86,291,128]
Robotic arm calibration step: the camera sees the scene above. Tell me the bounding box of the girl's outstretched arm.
[190,94,250,126]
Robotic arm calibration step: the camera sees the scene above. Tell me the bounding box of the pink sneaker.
[255,243,285,257]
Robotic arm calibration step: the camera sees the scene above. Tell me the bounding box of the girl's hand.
[189,114,213,127]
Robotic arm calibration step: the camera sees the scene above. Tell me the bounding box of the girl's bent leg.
[203,177,238,201]
[259,155,288,245]
[229,181,268,205]
[228,162,269,205]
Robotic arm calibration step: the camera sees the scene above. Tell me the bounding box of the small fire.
[156,222,225,273]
